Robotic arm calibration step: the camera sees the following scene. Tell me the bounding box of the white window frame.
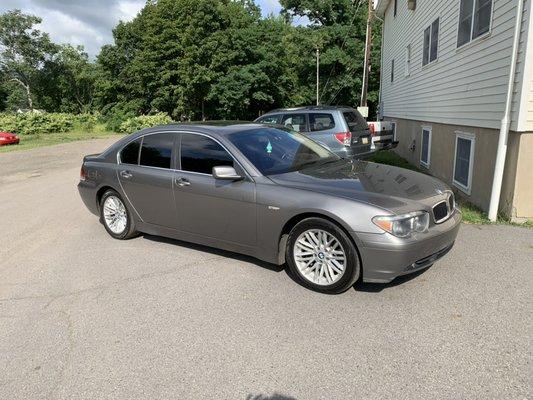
[456,0,494,49]
[405,44,411,77]
[422,18,440,66]
[452,131,476,195]
[420,126,432,168]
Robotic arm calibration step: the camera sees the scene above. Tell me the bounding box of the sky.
[0,0,284,58]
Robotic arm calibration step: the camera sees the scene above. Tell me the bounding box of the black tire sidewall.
[286,218,360,294]
[100,189,134,240]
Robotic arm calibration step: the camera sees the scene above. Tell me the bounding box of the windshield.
[227,127,339,176]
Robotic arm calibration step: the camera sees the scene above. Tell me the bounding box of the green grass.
[369,150,532,227]
[0,124,119,153]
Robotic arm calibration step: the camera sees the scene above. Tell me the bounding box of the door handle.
[175,177,191,187]
[120,170,133,179]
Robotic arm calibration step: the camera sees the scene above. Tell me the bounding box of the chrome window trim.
[117,130,254,182]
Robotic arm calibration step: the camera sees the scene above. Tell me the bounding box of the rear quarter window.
[120,139,141,164]
[343,111,368,132]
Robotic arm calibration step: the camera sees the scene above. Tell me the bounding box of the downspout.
[488,0,524,221]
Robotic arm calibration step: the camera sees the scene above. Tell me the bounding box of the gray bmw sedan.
[78,123,461,293]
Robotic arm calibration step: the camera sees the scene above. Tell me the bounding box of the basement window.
[420,127,431,168]
[453,132,475,194]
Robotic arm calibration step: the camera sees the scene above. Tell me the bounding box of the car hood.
[268,159,449,212]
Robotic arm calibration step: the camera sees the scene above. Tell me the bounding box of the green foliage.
[0,112,97,135]
[369,150,422,172]
[118,113,174,133]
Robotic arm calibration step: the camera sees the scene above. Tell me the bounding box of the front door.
[117,133,178,229]
[173,133,256,246]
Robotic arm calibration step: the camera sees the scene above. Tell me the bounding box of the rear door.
[117,133,179,228]
[173,133,257,247]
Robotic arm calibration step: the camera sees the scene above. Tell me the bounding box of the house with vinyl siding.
[375,0,533,221]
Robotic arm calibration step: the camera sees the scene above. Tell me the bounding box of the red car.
[0,131,20,146]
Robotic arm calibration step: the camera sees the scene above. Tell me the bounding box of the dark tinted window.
[309,113,335,131]
[343,111,368,132]
[257,114,281,124]
[180,134,233,174]
[120,139,141,165]
[281,114,308,132]
[430,18,439,62]
[139,134,173,169]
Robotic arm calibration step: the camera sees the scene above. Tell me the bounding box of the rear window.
[343,111,368,132]
[309,113,335,131]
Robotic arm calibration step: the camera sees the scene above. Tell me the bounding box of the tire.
[99,189,138,240]
[285,217,361,294]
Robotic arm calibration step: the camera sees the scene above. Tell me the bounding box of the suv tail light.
[80,165,87,181]
[334,131,352,146]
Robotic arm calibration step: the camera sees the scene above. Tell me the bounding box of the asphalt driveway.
[0,138,531,399]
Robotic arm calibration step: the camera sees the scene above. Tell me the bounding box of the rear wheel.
[286,218,360,294]
[100,189,138,239]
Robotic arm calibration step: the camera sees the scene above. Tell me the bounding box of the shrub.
[118,113,174,133]
[0,112,98,135]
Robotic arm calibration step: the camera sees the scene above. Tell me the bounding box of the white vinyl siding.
[379,0,530,131]
[453,132,476,194]
[420,127,432,167]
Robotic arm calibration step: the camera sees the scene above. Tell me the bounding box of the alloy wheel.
[293,229,346,286]
[103,195,127,234]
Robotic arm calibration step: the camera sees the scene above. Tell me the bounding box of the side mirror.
[212,166,243,181]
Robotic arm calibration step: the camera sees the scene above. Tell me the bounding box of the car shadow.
[140,234,284,273]
[141,234,429,293]
[246,394,297,400]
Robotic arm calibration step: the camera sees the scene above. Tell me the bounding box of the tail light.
[80,165,87,181]
[368,123,376,136]
[334,131,352,146]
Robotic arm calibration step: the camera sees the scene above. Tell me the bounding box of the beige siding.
[380,0,528,130]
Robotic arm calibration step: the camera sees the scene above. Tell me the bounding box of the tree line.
[0,0,381,123]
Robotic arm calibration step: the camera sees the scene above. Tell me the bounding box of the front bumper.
[352,210,462,283]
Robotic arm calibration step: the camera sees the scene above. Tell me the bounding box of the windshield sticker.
[266,140,273,154]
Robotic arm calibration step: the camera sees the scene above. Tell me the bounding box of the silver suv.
[255,106,373,159]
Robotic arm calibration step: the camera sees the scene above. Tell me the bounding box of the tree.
[281,0,381,117]
[0,10,57,110]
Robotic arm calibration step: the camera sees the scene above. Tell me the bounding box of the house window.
[394,0,398,17]
[390,122,397,141]
[457,0,493,47]
[405,44,411,76]
[423,18,439,66]
[420,127,432,167]
[391,59,395,82]
[453,132,475,194]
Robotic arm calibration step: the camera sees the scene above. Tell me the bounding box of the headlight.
[372,211,430,238]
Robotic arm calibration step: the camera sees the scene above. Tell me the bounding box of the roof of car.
[128,122,271,139]
[264,105,354,114]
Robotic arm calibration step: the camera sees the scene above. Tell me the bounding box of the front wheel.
[286,218,360,294]
[100,189,138,239]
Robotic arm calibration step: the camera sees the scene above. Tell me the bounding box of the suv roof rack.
[268,105,354,113]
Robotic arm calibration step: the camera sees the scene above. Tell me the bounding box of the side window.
[309,113,335,132]
[180,134,233,175]
[423,18,439,66]
[139,133,173,169]
[120,139,141,165]
[257,114,280,124]
[453,133,475,193]
[458,0,492,48]
[281,114,308,132]
[420,127,432,168]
